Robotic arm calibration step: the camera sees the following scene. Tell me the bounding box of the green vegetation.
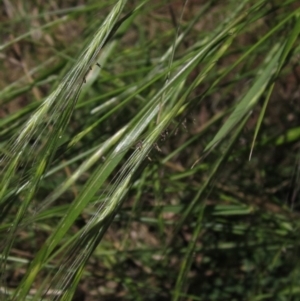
[1,0,300,300]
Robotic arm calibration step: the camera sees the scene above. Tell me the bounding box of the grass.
[1,0,300,300]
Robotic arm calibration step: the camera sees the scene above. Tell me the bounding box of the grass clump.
[1,0,300,300]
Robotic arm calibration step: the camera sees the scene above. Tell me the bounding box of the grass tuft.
[1,1,300,300]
